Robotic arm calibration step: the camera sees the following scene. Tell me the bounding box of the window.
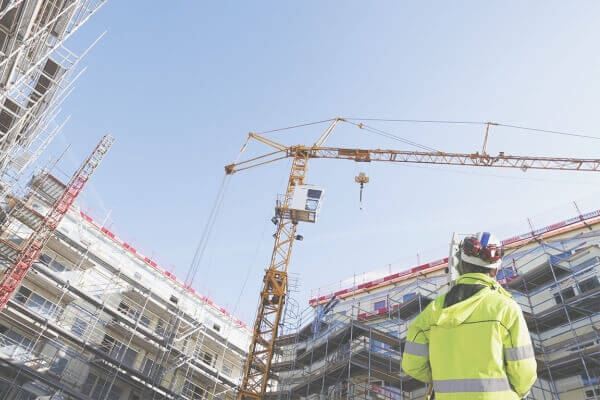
[202,351,213,366]
[38,254,67,271]
[222,360,234,377]
[8,235,24,245]
[117,301,130,315]
[83,372,123,400]
[141,356,165,381]
[0,99,18,134]
[14,286,32,304]
[101,334,116,353]
[370,339,390,353]
[15,287,58,318]
[102,335,138,368]
[305,198,319,211]
[72,317,88,337]
[212,322,221,333]
[554,287,576,304]
[91,377,110,400]
[403,292,417,302]
[118,300,149,327]
[374,300,386,311]
[579,276,600,293]
[142,357,155,376]
[156,319,166,336]
[104,340,136,367]
[553,293,563,304]
[70,305,93,337]
[574,257,600,273]
[81,373,97,396]
[49,259,67,272]
[120,347,138,367]
[142,357,164,378]
[582,374,600,386]
[183,382,207,399]
[38,254,52,265]
[307,189,322,199]
[49,356,68,375]
[2,330,32,360]
[107,385,123,400]
[139,315,151,328]
[29,293,58,318]
[586,389,600,399]
[200,350,216,367]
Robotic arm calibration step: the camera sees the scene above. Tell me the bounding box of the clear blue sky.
[47,1,600,323]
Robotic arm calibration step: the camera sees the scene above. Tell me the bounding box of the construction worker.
[402,232,537,399]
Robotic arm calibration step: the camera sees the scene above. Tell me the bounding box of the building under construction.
[270,211,600,400]
[0,0,104,188]
[0,164,251,398]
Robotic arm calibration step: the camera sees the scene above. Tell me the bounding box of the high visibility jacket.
[402,273,537,399]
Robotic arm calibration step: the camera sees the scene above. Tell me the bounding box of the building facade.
[273,212,600,400]
[0,172,251,400]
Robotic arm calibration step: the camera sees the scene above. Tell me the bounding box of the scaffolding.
[273,217,600,399]
[0,0,105,196]
[271,275,448,400]
[0,170,249,399]
[501,230,600,400]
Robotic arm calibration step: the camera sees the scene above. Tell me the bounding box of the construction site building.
[0,0,104,182]
[0,172,251,399]
[273,211,600,400]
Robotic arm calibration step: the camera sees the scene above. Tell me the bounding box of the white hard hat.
[460,232,503,269]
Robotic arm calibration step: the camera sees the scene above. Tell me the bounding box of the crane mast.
[238,154,308,399]
[0,134,114,309]
[229,118,600,399]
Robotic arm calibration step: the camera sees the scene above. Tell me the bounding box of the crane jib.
[233,129,600,399]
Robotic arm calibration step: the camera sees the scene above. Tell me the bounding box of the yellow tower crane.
[226,117,600,399]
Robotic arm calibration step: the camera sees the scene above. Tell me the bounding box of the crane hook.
[354,172,369,210]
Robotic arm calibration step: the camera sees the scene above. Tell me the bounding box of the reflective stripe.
[505,344,535,361]
[404,341,429,357]
[434,378,511,393]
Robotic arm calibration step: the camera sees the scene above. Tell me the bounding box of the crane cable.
[256,118,336,134]
[184,174,229,287]
[344,117,484,126]
[207,215,272,398]
[184,137,251,287]
[494,123,600,141]
[343,119,439,152]
[344,117,600,141]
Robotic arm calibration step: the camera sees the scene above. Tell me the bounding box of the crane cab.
[276,185,324,223]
